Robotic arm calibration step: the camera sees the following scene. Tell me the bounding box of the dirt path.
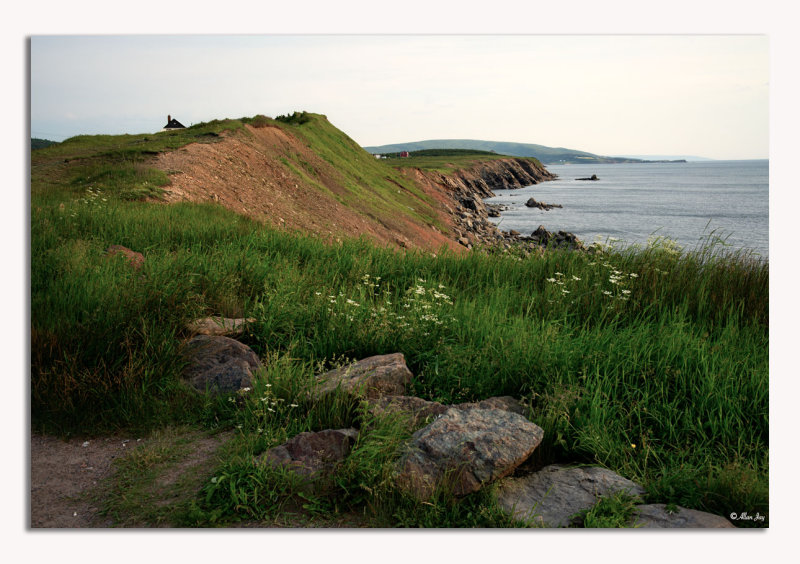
[30,430,233,528]
[30,434,134,527]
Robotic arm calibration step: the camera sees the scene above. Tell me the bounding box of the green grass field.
[30,117,768,528]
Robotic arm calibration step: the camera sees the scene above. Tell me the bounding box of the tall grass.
[31,117,768,525]
[31,187,768,525]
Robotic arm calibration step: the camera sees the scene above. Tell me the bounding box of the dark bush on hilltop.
[240,114,273,128]
[275,111,312,125]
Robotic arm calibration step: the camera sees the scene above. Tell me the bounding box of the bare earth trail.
[30,431,231,528]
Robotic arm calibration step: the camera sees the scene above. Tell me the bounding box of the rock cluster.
[179,337,735,528]
[576,174,599,181]
[424,160,586,254]
[240,353,735,527]
[524,197,562,210]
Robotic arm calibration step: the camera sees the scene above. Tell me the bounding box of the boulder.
[496,464,646,527]
[310,353,413,401]
[395,408,544,499]
[629,504,736,528]
[256,428,359,481]
[576,174,599,181]
[105,245,144,270]
[182,335,261,393]
[187,316,256,336]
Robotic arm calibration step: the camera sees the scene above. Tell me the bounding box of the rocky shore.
[409,158,585,254]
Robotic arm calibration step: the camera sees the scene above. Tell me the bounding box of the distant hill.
[612,154,713,162]
[364,139,650,165]
[32,138,58,150]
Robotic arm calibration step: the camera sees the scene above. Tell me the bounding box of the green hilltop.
[364,139,649,164]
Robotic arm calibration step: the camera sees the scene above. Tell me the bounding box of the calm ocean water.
[486,160,769,258]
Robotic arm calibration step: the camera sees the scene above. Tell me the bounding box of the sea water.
[485,160,769,258]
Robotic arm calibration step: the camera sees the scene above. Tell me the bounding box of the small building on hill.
[162,115,186,131]
[399,151,410,158]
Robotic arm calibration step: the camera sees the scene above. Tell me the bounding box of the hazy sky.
[31,34,768,159]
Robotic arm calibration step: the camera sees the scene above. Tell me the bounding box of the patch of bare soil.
[30,434,133,528]
[30,430,233,528]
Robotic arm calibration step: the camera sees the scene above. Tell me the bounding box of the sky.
[30,34,769,160]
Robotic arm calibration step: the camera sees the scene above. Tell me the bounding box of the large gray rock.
[310,353,413,401]
[395,408,544,499]
[496,464,646,527]
[256,428,359,481]
[630,504,736,528]
[187,316,256,337]
[182,335,261,393]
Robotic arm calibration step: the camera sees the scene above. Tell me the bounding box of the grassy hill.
[365,139,648,164]
[30,113,768,528]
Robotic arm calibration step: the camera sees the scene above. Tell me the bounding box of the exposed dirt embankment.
[154,125,461,252]
[401,158,556,249]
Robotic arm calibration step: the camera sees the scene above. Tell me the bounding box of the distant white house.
[161,115,186,132]
[374,154,382,159]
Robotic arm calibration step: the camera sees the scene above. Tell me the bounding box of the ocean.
[485,160,769,258]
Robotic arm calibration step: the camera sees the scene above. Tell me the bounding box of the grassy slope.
[272,113,446,231]
[30,115,769,528]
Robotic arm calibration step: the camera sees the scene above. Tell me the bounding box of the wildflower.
[346,299,360,307]
[546,278,556,283]
[602,290,612,296]
[315,291,322,296]
[621,289,631,294]
[572,275,581,281]
[629,273,639,278]
[289,403,298,408]
[554,272,563,277]
[631,443,636,449]
[561,289,570,294]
